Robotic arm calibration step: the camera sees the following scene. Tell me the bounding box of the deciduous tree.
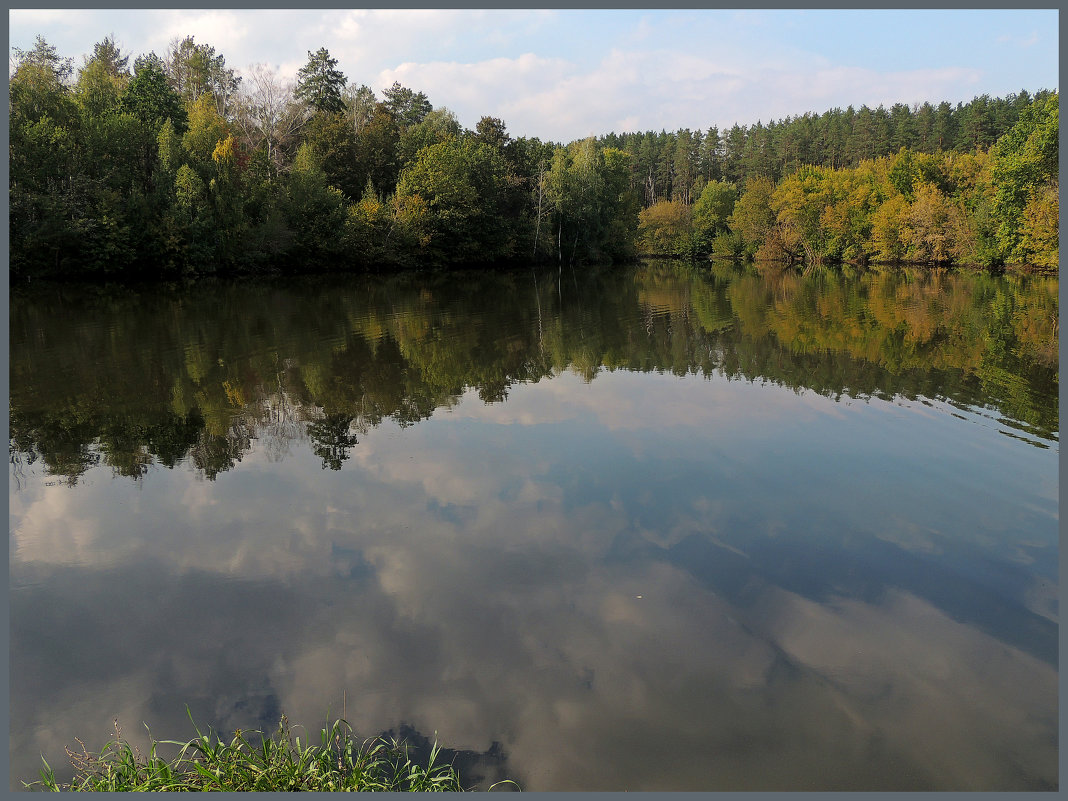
[234,63,307,181]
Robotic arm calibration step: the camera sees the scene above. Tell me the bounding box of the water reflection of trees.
[9,263,1058,481]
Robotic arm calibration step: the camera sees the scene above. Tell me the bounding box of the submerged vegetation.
[26,714,506,791]
[8,33,1058,278]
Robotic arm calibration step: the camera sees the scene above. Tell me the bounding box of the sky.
[7,8,1060,143]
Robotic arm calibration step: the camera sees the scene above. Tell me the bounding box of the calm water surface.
[9,262,1059,790]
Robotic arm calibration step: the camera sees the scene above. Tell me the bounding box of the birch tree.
[234,63,307,181]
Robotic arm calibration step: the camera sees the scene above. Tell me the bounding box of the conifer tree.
[295,47,346,114]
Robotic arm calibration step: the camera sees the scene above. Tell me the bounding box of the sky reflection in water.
[9,264,1058,790]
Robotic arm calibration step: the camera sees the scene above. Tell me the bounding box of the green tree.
[913,102,935,152]
[932,101,956,150]
[9,114,83,276]
[889,103,914,151]
[672,128,696,204]
[728,175,776,257]
[122,54,187,133]
[12,34,74,83]
[474,116,511,152]
[295,47,347,114]
[75,56,128,118]
[692,179,738,255]
[383,81,432,129]
[9,37,95,277]
[302,110,362,198]
[722,124,746,183]
[73,35,131,118]
[182,93,231,175]
[990,92,1058,264]
[599,146,640,263]
[542,139,637,265]
[397,107,462,167]
[957,94,995,152]
[163,35,240,116]
[277,142,350,265]
[354,104,401,197]
[701,126,721,181]
[395,138,514,265]
[636,134,658,205]
[87,35,129,75]
[10,36,78,128]
[654,132,676,201]
[887,148,919,200]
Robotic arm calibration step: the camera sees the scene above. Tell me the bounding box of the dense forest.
[630,96,1059,268]
[8,34,1059,278]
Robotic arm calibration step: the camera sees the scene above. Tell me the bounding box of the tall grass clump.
[25,710,503,791]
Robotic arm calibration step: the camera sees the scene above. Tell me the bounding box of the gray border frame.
[2,2,1061,799]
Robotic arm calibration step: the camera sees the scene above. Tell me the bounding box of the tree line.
[10,34,637,278]
[634,92,1058,268]
[602,91,1055,204]
[8,34,1058,277]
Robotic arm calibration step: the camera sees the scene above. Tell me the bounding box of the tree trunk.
[532,171,544,259]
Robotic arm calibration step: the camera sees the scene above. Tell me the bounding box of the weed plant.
[25,711,504,791]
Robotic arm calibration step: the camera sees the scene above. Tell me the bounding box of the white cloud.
[153,10,251,53]
[381,52,562,100]
[10,484,101,566]
[9,9,77,26]
[369,42,987,141]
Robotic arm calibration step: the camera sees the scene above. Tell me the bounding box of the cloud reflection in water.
[11,366,1057,790]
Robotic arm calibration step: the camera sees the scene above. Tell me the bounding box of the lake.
[9,261,1058,790]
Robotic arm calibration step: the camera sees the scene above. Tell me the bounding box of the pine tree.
[295,47,346,114]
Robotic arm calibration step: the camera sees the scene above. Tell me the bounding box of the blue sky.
[8,9,1059,142]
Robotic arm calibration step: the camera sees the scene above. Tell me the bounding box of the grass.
[25,710,517,791]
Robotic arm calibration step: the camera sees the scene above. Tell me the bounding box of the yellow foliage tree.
[637,200,693,255]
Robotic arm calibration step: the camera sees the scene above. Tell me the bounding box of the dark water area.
[9,261,1058,790]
